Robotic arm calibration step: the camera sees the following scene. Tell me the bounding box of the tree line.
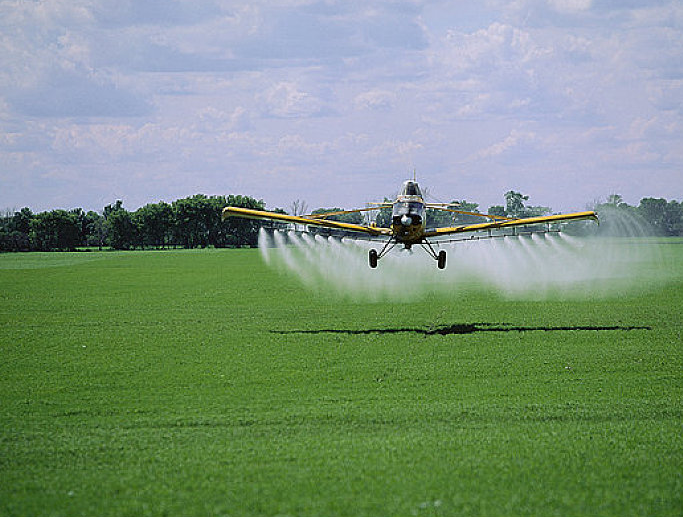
[1,190,681,252]
[0,194,265,252]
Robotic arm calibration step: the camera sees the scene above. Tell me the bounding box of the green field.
[1,245,681,516]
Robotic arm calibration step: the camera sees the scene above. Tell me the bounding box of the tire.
[369,249,378,268]
[437,250,446,269]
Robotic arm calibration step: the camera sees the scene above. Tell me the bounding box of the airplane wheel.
[369,249,378,269]
[437,250,446,269]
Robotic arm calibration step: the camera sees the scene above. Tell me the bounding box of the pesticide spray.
[258,209,667,301]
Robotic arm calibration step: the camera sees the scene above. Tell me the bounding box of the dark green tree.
[31,210,80,251]
[638,197,667,235]
[84,211,105,249]
[310,208,364,224]
[69,208,89,247]
[4,207,34,251]
[0,210,14,251]
[504,191,529,218]
[488,205,506,218]
[134,202,173,248]
[103,200,124,220]
[206,196,229,248]
[11,207,33,235]
[663,200,683,236]
[172,195,215,248]
[104,202,136,250]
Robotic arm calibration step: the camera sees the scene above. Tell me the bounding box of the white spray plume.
[257,210,669,301]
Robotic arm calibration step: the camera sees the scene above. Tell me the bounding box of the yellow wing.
[222,207,392,236]
[424,210,598,238]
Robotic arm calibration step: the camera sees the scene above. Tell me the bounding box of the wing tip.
[221,206,235,221]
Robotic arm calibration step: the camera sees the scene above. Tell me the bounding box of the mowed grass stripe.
[1,247,681,516]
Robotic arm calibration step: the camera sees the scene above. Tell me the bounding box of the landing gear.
[420,239,447,269]
[369,238,398,269]
[369,249,378,268]
[438,250,447,269]
[369,238,446,269]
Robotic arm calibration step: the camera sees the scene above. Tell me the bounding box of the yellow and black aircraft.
[222,180,598,269]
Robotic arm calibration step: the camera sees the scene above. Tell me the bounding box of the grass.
[0,245,681,516]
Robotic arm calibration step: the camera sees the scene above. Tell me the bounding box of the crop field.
[1,243,682,516]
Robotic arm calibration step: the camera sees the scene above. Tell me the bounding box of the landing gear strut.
[369,238,397,268]
[369,238,447,269]
[422,239,447,270]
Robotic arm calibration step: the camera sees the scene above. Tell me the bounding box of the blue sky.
[1,0,681,214]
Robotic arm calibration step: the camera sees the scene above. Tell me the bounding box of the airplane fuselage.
[390,181,427,246]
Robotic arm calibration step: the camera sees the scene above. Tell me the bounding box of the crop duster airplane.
[222,180,598,269]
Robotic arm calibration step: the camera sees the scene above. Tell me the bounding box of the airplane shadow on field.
[272,323,652,336]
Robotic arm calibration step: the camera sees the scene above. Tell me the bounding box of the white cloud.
[473,129,538,159]
[548,0,593,14]
[198,106,252,132]
[354,90,397,111]
[259,82,325,118]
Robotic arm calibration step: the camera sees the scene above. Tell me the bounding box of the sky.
[1,0,682,214]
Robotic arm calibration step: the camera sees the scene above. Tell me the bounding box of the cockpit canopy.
[400,180,422,198]
[393,181,425,222]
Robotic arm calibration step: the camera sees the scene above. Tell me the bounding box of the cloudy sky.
[1,0,681,214]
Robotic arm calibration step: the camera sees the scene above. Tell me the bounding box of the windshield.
[393,201,425,217]
[400,181,422,197]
